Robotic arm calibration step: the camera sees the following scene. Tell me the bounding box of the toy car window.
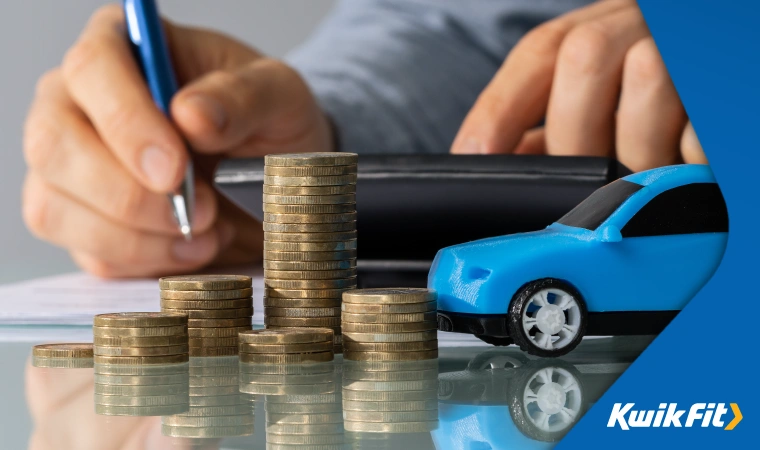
[621,183,728,237]
[557,180,644,230]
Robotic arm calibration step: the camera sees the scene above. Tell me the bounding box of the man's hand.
[451,0,707,171]
[23,5,333,278]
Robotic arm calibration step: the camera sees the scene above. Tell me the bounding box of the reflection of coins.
[342,301,437,314]
[95,394,188,407]
[241,382,336,395]
[265,317,341,327]
[265,402,342,414]
[163,415,255,427]
[160,425,254,438]
[343,399,439,412]
[343,421,438,433]
[93,362,190,376]
[343,359,438,372]
[32,343,93,358]
[94,344,189,357]
[342,288,436,304]
[240,361,335,375]
[240,372,336,385]
[95,373,189,385]
[267,423,344,434]
[343,340,438,353]
[239,328,334,344]
[342,322,436,333]
[32,357,93,369]
[94,312,187,328]
[343,410,438,422]
[343,368,439,382]
[267,434,346,445]
[239,341,333,354]
[263,194,356,206]
[239,352,334,364]
[96,404,189,416]
[342,389,438,402]
[342,350,438,362]
[264,164,357,176]
[264,307,342,318]
[343,379,438,392]
[160,288,253,300]
[93,354,190,365]
[343,330,437,343]
[94,383,188,396]
[264,297,342,308]
[266,412,344,424]
[94,335,188,347]
[159,275,252,291]
[342,312,437,324]
[180,405,252,416]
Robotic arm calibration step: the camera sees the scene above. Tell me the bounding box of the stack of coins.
[341,288,438,361]
[262,152,359,353]
[238,329,335,366]
[342,360,439,434]
[162,357,254,438]
[94,363,190,416]
[265,390,345,448]
[93,313,190,365]
[159,275,253,357]
[31,343,94,369]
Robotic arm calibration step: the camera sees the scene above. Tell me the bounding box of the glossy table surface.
[0,331,653,449]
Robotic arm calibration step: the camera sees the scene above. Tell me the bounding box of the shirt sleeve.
[287,0,593,154]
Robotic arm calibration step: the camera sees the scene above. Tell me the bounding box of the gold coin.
[160,288,253,300]
[266,433,345,445]
[159,274,252,291]
[265,250,357,262]
[94,344,189,357]
[264,240,357,252]
[265,152,358,167]
[239,341,332,354]
[342,288,436,304]
[263,184,355,196]
[342,330,437,343]
[342,399,439,412]
[239,328,334,345]
[264,212,357,224]
[343,420,437,433]
[265,317,341,327]
[264,268,356,280]
[162,415,255,427]
[265,412,343,424]
[265,278,356,290]
[341,321,436,333]
[188,326,250,338]
[263,194,355,205]
[189,346,239,357]
[95,403,189,416]
[94,383,189,396]
[264,174,357,187]
[264,307,341,318]
[239,352,334,364]
[343,410,438,423]
[94,312,187,328]
[266,422,344,435]
[162,307,253,319]
[343,340,438,353]
[264,231,357,244]
[180,405,253,416]
[341,311,437,324]
[343,379,438,392]
[161,298,253,310]
[189,375,240,387]
[188,337,239,348]
[263,221,356,233]
[31,357,94,369]
[32,343,93,358]
[241,382,336,396]
[341,301,436,314]
[94,335,188,348]
[343,350,438,362]
[161,424,254,438]
[266,288,350,299]
[94,393,189,407]
[263,259,356,271]
[93,325,188,337]
[264,403,342,414]
[187,317,252,328]
[93,363,190,376]
[341,388,437,402]
[264,164,356,177]
[94,373,189,386]
[264,297,342,308]
[94,354,190,365]
[264,203,355,214]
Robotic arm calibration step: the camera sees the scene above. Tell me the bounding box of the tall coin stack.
[341,288,438,361]
[162,357,255,438]
[262,152,359,353]
[93,313,190,365]
[343,360,439,434]
[94,363,190,417]
[159,275,253,356]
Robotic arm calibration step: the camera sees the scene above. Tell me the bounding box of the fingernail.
[140,146,174,190]
[455,137,486,154]
[184,94,227,131]
[172,233,216,263]
[217,220,236,249]
[193,187,215,229]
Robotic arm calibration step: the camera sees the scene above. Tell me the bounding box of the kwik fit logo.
[607,403,742,430]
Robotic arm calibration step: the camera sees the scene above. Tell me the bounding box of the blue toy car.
[430,164,728,357]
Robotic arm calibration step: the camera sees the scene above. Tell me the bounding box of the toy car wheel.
[476,335,514,346]
[507,278,587,357]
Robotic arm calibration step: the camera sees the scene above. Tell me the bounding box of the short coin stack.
[262,152,359,353]
[342,288,438,361]
[159,275,253,357]
[93,313,190,365]
[342,360,439,434]
[94,363,190,416]
[31,343,94,369]
[162,357,254,438]
[238,329,335,366]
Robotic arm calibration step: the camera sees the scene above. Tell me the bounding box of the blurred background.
[0,0,335,284]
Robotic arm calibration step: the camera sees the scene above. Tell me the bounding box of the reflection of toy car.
[430,165,728,357]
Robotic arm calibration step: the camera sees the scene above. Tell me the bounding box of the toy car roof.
[622,164,716,187]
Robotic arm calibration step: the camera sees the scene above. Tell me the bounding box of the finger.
[61,5,187,193]
[24,70,217,235]
[451,0,631,154]
[513,128,547,155]
[681,121,709,164]
[171,58,324,154]
[616,37,686,171]
[545,6,650,157]
[22,174,219,272]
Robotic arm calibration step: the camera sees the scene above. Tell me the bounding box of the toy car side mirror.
[599,224,623,243]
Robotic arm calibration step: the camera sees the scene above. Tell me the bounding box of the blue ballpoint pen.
[124,0,194,241]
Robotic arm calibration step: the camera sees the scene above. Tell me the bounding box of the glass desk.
[0,332,653,449]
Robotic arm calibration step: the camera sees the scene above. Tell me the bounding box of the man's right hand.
[22,5,334,278]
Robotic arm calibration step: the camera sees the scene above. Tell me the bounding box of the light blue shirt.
[288,0,594,154]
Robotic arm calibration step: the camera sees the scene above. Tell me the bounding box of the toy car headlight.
[466,266,492,280]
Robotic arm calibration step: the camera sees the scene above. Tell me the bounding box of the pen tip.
[181,225,193,242]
